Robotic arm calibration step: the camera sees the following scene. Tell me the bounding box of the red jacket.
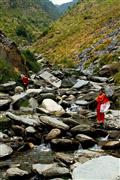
[96,93,109,110]
[22,76,29,86]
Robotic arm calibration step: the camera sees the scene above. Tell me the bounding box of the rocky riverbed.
[0,67,120,179]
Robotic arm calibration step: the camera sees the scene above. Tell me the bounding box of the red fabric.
[21,76,29,86]
[96,93,109,123]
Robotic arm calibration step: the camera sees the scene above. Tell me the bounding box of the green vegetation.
[114,72,120,85]
[21,50,40,72]
[0,58,19,83]
[0,0,60,45]
[33,0,120,69]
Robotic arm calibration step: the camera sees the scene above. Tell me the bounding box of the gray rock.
[26,126,36,134]
[0,99,11,111]
[6,112,41,126]
[0,81,16,92]
[11,92,28,109]
[55,152,74,165]
[40,116,69,130]
[90,76,108,82]
[75,100,89,106]
[76,134,96,149]
[51,138,79,151]
[102,141,120,150]
[32,163,70,178]
[40,71,62,88]
[6,167,29,178]
[72,156,120,180]
[0,132,8,139]
[0,144,13,158]
[73,79,89,89]
[71,125,91,134]
[29,97,38,110]
[26,88,42,96]
[42,164,70,178]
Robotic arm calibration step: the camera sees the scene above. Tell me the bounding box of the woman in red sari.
[96,88,109,127]
[21,74,29,90]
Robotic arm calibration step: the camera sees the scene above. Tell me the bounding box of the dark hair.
[100,88,104,93]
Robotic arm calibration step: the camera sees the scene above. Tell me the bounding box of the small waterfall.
[36,143,51,152]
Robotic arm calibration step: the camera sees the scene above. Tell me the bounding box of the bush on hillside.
[21,50,40,72]
[0,59,19,83]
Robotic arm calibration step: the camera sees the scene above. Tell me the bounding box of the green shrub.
[114,72,120,85]
[16,26,28,38]
[21,50,40,72]
[0,58,19,83]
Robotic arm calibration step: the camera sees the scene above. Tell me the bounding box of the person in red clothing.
[21,74,29,90]
[96,88,110,127]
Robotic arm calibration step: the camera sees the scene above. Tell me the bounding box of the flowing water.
[0,144,54,179]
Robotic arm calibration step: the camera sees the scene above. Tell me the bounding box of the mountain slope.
[0,0,59,45]
[57,0,79,14]
[33,0,120,70]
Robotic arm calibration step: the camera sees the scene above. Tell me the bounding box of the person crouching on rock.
[21,74,29,91]
[96,88,110,128]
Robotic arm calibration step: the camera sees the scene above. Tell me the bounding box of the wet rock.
[72,156,120,180]
[6,167,29,179]
[46,129,61,140]
[76,134,96,149]
[62,118,80,127]
[0,99,11,111]
[0,132,8,140]
[6,112,41,126]
[0,144,13,158]
[102,141,120,150]
[42,164,70,178]
[71,125,108,138]
[72,79,89,89]
[0,81,16,92]
[71,125,92,135]
[108,130,120,140]
[41,99,65,116]
[50,138,79,151]
[11,125,25,137]
[55,152,74,165]
[26,126,36,134]
[40,116,69,130]
[74,149,105,162]
[32,163,70,178]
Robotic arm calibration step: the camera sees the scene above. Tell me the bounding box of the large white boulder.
[72,155,120,180]
[41,99,65,116]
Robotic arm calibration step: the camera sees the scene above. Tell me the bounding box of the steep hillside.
[33,0,120,83]
[0,31,26,82]
[0,0,59,45]
[57,0,79,14]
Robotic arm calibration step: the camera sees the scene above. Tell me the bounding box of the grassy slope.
[0,0,58,45]
[33,0,120,67]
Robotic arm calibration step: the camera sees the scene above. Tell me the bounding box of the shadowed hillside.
[0,0,60,45]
